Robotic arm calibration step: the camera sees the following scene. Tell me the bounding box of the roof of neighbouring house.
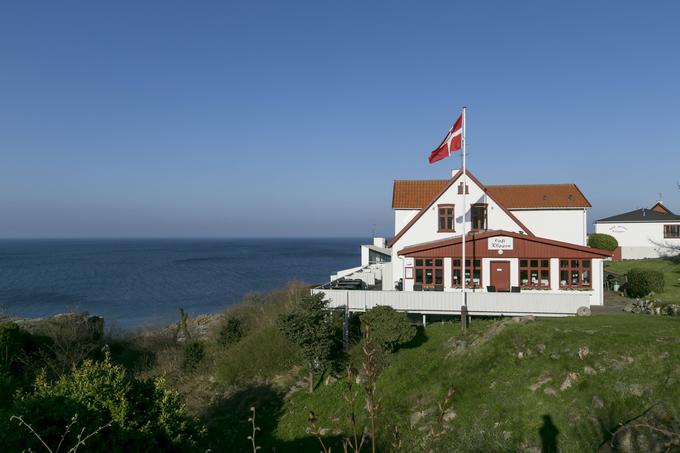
[392,180,591,209]
[595,208,680,223]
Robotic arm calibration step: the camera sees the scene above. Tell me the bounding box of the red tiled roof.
[392,180,591,209]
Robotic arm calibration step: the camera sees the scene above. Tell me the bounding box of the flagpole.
[461,106,467,309]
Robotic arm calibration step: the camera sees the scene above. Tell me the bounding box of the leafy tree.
[360,306,415,352]
[278,293,336,392]
[587,233,619,251]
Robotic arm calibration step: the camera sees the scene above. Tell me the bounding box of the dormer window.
[471,204,487,231]
[438,205,455,232]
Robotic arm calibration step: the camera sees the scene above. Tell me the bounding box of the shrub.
[2,353,205,451]
[360,306,415,352]
[588,233,619,251]
[182,341,205,372]
[626,268,665,298]
[217,325,302,386]
[217,317,244,347]
[0,322,52,404]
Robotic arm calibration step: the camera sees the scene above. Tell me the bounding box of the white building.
[594,202,680,259]
[317,169,612,317]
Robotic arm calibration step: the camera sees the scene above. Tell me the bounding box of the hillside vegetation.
[3,284,680,452]
[273,316,680,452]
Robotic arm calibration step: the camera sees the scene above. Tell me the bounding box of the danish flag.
[428,113,463,164]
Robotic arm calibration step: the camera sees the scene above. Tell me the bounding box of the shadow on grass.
[400,324,429,350]
[203,384,343,452]
[539,414,559,453]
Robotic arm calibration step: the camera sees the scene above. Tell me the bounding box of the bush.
[360,306,416,352]
[0,323,52,405]
[626,268,665,298]
[182,341,205,372]
[2,353,204,451]
[217,317,244,347]
[217,326,302,386]
[588,233,619,251]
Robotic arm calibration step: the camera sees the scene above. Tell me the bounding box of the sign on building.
[488,236,514,250]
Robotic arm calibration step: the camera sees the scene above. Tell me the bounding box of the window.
[438,205,455,232]
[415,258,444,287]
[664,225,680,239]
[471,204,487,231]
[519,259,550,289]
[559,259,591,289]
[457,182,469,194]
[452,259,482,288]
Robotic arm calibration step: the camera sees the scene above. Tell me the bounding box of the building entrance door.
[490,261,510,292]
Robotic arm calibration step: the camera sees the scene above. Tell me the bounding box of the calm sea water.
[0,238,365,329]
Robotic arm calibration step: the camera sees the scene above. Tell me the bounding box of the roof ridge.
[393,179,450,182]
[487,183,579,187]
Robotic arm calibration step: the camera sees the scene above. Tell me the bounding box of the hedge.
[587,233,619,251]
[626,268,665,298]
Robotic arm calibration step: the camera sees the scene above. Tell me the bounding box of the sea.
[0,238,366,330]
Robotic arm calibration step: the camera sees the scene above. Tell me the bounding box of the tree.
[587,233,619,251]
[360,306,415,352]
[278,293,335,392]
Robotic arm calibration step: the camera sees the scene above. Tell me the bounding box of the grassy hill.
[261,315,680,452]
[5,286,680,452]
[605,257,680,304]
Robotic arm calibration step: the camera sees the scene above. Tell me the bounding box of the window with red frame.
[519,259,550,289]
[559,259,591,289]
[414,258,443,287]
[471,204,487,231]
[452,259,482,288]
[438,205,455,232]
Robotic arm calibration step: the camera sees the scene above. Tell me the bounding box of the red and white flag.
[428,113,463,164]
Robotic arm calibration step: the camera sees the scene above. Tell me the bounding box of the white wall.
[394,209,419,235]
[511,208,587,245]
[595,221,680,258]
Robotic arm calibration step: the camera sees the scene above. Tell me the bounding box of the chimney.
[373,237,386,248]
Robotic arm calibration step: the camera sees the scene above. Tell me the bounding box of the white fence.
[311,289,592,317]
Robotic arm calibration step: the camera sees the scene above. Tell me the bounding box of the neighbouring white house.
[315,169,613,318]
[594,202,680,259]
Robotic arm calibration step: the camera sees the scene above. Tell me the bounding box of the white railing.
[330,264,385,287]
[311,289,591,317]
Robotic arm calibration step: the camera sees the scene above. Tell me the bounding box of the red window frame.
[438,204,455,232]
[559,259,591,289]
[414,258,444,287]
[471,203,488,231]
[519,259,551,289]
[452,259,482,288]
[664,225,680,238]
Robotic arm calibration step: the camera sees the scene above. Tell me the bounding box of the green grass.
[272,316,680,452]
[606,257,680,303]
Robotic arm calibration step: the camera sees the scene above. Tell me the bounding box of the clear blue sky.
[1,1,679,238]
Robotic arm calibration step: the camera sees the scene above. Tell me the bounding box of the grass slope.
[274,316,680,452]
[606,258,680,303]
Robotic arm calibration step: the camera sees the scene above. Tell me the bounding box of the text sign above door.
[488,237,514,250]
